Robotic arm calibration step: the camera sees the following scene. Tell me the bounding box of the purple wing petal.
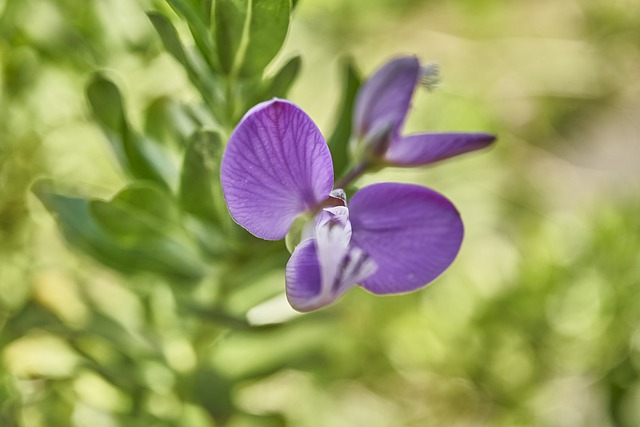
[286,207,376,312]
[354,56,420,139]
[349,183,463,295]
[385,132,496,166]
[221,99,334,240]
[314,207,376,299]
[286,240,323,312]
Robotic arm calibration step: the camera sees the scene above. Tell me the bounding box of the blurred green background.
[1,0,640,425]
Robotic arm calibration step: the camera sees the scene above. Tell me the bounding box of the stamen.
[332,248,375,292]
[330,188,347,203]
[419,63,440,91]
[323,189,347,208]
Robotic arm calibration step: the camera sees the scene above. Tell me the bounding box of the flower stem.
[335,162,369,189]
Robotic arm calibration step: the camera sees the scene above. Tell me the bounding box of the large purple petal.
[353,56,420,139]
[221,99,334,240]
[349,183,463,295]
[385,132,496,166]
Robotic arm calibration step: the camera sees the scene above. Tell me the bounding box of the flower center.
[419,63,440,91]
[322,188,347,208]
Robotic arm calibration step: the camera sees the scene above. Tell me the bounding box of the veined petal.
[315,207,376,300]
[314,207,352,295]
[349,183,463,295]
[286,207,376,312]
[353,56,420,140]
[221,99,334,240]
[286,240,323,312]
[385,132,496,166]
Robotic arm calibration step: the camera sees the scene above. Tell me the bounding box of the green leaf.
[89,183,182,237]
[214,0,248,74]
[215,0,291,77]
[192,369,235,425]
[240,0,291,77]
[86,74,178,188]
[182,215,228,259]
[238,56,301,118]
[199,0,213,27]
[261,55,301,100]
[327,58,362,180]
[147,12,223,116]
[179,130,224,224]
[144,97,198,149]
[33,180,205,281]
[82,311,159,359]
[85,74,124,142]
[165,0,219,72]
[34,180,127,269]
[147,12,188,66]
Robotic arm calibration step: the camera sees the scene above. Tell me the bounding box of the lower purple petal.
[385,132,496,166]
[349,183,464,294]
[286,240,323,312]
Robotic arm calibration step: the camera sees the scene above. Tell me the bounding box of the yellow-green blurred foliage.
[1,0,639,426]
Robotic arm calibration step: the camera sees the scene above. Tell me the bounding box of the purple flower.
[221,99,464,312]
[353,56,496,166]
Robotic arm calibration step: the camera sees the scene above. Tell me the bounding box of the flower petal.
[286,207,376,312]
[385,132,496,166]
[353,56,420,140]
[314,207,376,298]
[349,183,463,294]
[221,99,334,240]
[286,240,323,312]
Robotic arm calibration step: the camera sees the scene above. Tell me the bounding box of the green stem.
[335,161,369,189]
